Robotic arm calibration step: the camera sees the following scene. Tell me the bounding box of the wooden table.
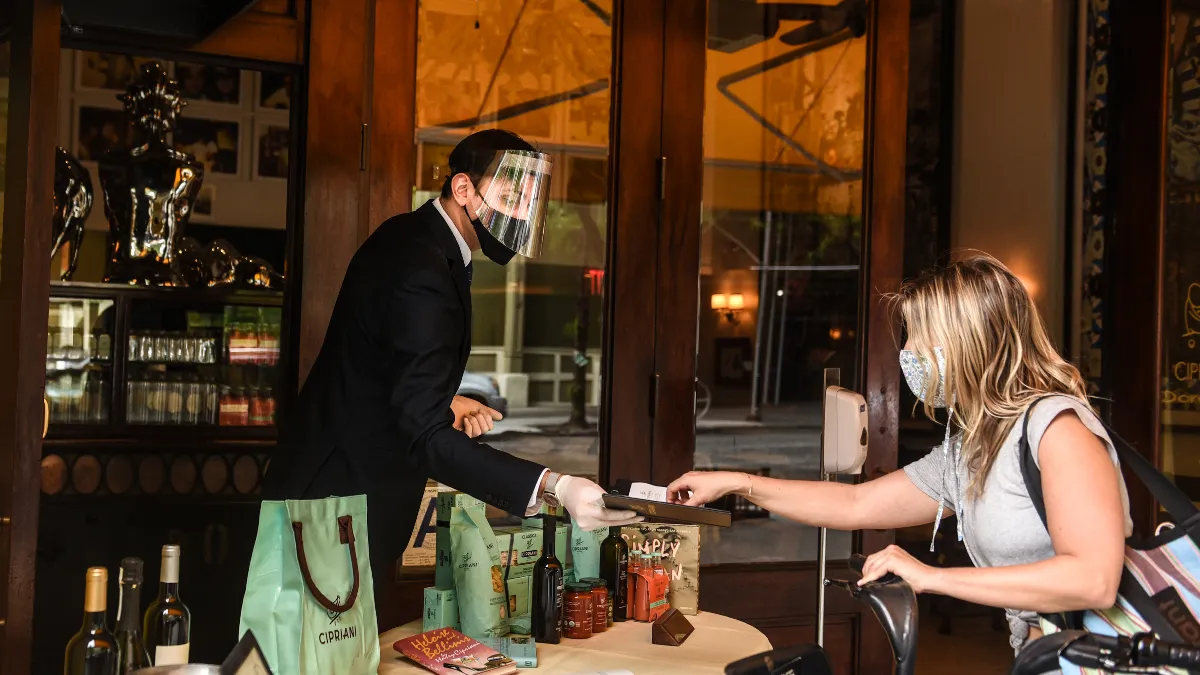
[379,612,773,675]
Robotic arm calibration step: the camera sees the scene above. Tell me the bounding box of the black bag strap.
[1018,395,1199,529]
[1018,396,1199,637]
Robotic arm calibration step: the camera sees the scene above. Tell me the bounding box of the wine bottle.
[114,558,150,674]
[64,567,119,675]
[599,526,629,622]
[143,545,191,665]
[531,515,564,644]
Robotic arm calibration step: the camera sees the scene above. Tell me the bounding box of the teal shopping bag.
[239,496,380,675]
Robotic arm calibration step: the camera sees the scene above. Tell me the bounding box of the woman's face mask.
[899,346,947,407]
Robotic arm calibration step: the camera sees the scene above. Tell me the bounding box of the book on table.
[393,627,518,675]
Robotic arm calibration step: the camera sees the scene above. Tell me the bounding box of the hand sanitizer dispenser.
[822,386,868,475]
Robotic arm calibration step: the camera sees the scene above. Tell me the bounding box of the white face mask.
[899,346,947,407]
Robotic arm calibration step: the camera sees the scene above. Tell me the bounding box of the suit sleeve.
[387,266,547,515]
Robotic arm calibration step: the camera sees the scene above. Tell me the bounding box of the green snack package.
[569,518,608,581]
[450,503,510,639]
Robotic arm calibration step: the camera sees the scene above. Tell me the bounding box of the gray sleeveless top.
[902,395,1134,651]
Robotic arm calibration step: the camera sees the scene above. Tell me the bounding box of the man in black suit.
[263,130,638,604]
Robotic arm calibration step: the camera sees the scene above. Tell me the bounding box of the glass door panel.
[413,0,612,486]
[1161,8,1200,503]
[697,1,868,563]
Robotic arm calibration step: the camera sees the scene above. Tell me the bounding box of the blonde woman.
[667,254,1132,651]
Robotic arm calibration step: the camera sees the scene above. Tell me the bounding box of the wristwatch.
[542,471,563,508]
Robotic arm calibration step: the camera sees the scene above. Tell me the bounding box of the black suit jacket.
[263,200,546,592]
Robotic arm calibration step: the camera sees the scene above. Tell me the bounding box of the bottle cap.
[565,582,593,593]
[120,557,144,584]
[84,567,108,612]
[161,545,181,583]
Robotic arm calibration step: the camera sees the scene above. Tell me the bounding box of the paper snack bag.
[621,524,700,615]
[449,502,509,638]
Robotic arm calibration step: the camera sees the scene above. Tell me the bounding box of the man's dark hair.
[440,129,536,198]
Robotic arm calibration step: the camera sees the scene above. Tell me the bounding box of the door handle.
[43,398,49,438]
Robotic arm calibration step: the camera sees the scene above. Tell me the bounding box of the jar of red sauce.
[564,582,594,639]
[581,578,609,631]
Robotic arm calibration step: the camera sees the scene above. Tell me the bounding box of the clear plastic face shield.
[470,150,553,259]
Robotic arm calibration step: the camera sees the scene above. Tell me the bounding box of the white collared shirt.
[431,198,473,266]
[428,198,549,514]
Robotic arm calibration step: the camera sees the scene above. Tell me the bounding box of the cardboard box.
[503,575,531,628]
[521,518,570,566]
[477,635,538,669]
[422,587,459,632]
[494,526,542,578]
[435,492,486,589]
[399,483,442,574]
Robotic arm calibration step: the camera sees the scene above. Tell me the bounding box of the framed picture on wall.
[190,184,216,223]
[74,104,134,162]
[257,71,292,110]
[174,117,241,177]
[174,62,243,106]
[714,337,753,387]
[253,119,290,181]
[75,51,168,92]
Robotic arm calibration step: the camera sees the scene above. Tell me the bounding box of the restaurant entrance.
[0,1,911,673]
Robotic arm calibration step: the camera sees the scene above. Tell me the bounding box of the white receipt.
[628,482,667,502]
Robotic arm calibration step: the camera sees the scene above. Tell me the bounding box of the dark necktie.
[465,261,473,286]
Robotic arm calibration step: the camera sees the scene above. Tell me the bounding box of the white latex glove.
[555,475,643,532]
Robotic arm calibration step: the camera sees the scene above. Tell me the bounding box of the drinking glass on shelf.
[145,374,165,425]
[127,379,146,425]
[153,333,169,364]
[199,334,217,365]
[165,374,185,425]
[182,332,199,364]
[128,334,140,362]
[183,375,202,425]
[139,331,156,363]
[83,374,97,423]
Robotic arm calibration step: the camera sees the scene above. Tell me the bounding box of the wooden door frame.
[0,1,63,673]
[1104,0,1168,534]
[646,0,912,670]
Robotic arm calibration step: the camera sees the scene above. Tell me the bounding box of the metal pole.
[747,212,774,421]
[760,218,781,407]
[816,367,840,648]
[773,220,794,404]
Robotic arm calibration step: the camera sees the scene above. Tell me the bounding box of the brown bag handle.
[291,515,360,613]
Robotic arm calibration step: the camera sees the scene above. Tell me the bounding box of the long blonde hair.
[891,253,1090,498]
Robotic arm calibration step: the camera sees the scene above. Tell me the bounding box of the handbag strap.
[291,515,361,614]
[1018,395,1199,530]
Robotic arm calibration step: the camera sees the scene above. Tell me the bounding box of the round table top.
[379,612,772,675]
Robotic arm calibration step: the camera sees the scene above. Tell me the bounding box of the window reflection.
[697,4,868,563]
[412,1,612,493]
[1161,9,1200,504]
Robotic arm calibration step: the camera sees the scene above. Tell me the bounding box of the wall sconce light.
[712,293,745,325]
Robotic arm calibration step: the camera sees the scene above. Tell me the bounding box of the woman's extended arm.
[860,412,1126,613]
[666,466,943,531]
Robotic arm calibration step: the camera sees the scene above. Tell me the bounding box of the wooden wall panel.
[858,0,911,671]
[601,0,665,487]
[650,0,706,486]
[297,0,373,385]
[368,0,420,232]
[1106,0,1168,536]
[0,1,62,672]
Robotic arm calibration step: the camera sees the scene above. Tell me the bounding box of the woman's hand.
[451,395,503,438]
[858,544,940,594]
[666,471,750,506]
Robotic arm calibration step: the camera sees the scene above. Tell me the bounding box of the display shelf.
[44,282,286,440]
